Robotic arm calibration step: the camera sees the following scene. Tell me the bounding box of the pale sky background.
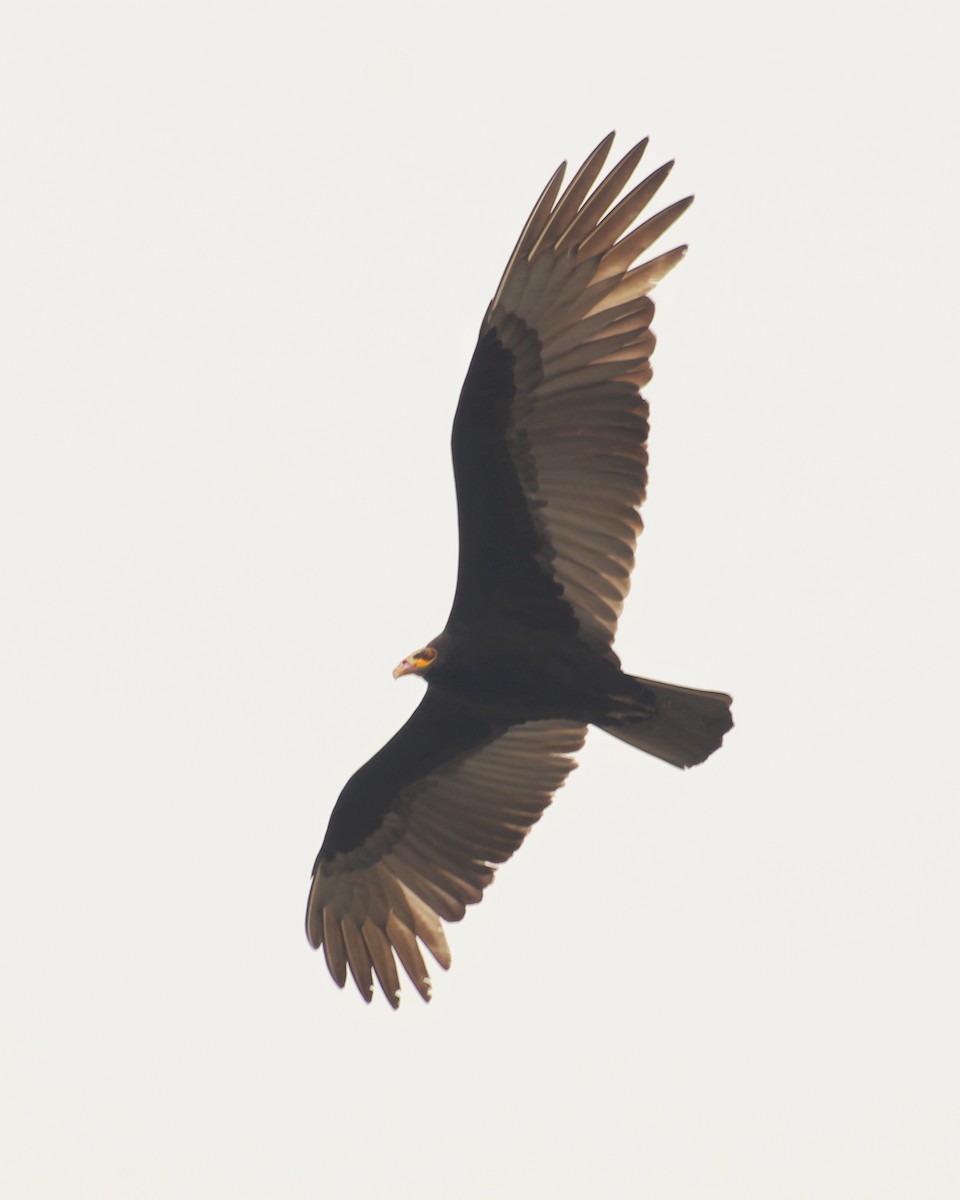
[2,2,958,1197]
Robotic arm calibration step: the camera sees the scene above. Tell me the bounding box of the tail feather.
[599,676,733,769]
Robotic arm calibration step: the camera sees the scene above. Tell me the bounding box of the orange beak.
[392,657,416,680]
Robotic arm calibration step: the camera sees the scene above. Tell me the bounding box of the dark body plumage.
[307,134,733,1007]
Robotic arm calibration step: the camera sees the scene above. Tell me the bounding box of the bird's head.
[392,644,439,680]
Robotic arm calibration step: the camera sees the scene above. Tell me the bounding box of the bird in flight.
[306,133,733,1007]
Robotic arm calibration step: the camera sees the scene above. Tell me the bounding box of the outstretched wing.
[451,133,691,655]
[306,691,586,1007]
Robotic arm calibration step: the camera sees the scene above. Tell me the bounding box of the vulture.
[306,133,733,1007]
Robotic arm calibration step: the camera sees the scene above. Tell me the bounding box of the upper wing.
[306,690,586,1007]
[450,133,691,655]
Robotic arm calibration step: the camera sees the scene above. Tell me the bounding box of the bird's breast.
[429,624,610,721]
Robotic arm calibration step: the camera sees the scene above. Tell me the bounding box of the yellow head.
[392,646,438,680]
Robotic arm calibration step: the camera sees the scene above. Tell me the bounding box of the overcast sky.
[3,2,958,1197]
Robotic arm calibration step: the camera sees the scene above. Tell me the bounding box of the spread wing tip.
[307,869,449,1008]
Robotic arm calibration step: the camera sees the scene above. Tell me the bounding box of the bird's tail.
[598,676,733,769]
